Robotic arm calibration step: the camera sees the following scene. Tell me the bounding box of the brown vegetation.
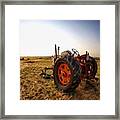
[20,56,100,100]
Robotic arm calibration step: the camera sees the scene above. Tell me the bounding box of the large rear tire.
[53,56,81,92]
[80,55,97,79]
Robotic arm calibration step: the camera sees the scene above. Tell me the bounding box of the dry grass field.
[20,56,100,100]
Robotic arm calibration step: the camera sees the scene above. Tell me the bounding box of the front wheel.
[53,57,81,92]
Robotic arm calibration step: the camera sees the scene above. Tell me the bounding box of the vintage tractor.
[41,44,97,92]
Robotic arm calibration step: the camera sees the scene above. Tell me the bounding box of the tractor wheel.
[80,55,97,79]
[85,57,97,79]
[53,57,81,92]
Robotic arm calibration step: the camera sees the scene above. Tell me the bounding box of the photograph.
[3,2,117,117]
[20,20,100,100]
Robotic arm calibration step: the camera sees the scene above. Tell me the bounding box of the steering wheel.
[72,48,79,56]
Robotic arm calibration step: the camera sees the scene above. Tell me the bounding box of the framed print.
[0,0,119,119]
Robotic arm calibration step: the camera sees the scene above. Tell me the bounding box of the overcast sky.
[20,20,100,57]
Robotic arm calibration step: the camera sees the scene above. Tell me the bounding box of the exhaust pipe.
[58,46,60,57]
[54,44,57,62]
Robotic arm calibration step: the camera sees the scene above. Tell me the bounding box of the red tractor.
[41,44,97,92]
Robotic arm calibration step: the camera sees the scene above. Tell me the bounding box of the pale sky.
[20,20,100,57]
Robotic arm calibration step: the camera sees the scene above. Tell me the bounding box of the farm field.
[20,56,100,100]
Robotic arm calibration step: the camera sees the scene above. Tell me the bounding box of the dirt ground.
[20,56,100,100]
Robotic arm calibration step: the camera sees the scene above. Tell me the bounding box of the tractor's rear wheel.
[80,55,97,79]
[53,57,81,92]
[85,58,97,79]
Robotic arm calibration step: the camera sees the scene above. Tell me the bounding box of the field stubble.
[20,56,100,100]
